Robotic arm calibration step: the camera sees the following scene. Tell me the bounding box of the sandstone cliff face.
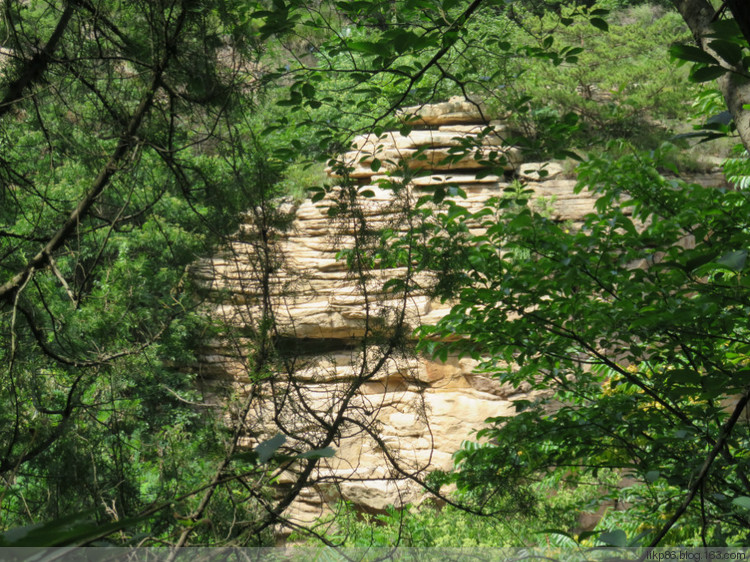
[195,97,727,527]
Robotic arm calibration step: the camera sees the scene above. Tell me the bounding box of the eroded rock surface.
[194,96,726,527]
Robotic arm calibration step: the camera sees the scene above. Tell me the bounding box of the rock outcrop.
[194,97,728,528]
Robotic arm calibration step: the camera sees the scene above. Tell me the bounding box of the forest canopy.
[1,0,750,550]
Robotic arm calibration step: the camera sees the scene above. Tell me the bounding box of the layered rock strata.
[195,97,727,526]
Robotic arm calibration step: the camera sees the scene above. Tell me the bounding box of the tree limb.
[645,387,750,549]
[0,2,76,118]
[672,0,750,151]
[0,3,191,306]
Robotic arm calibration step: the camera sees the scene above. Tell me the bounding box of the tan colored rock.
[438,120,508,134]
[330,114,520,181]
[398,96,488,126]
[351,127,508,153]
[352,130,474,151]
[197,98,728,529]
[519,161,565,181]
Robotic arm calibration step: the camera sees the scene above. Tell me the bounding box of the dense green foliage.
[2,0,750,550]
[295,471,623,547]
[0,0,290,545]
[267,0,698,157]
[408,142,750,545]
[396,12,750,546]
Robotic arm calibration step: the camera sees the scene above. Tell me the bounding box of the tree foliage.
[0,0,285,545]
[3,0,750,550]
[413,142,750,545]
[0,0,501,547]
[402,1,750,547]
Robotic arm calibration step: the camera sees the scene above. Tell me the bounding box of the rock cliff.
[194,97,727,529]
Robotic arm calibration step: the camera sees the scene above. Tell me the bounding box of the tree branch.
[645,387,750,549]
[0,2,76,118]
[672,0,750,151]
[0,4,191,305]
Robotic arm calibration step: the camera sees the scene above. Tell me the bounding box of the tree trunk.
[673,0,750,152]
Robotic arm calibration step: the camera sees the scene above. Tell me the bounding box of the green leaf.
[383,278,406,292]
[690,65,727,83]
[717,249,747,271]
[232,450,259,464]
[578,530,601,542]
[370,158,382,172]
[666,368,702,385]
[706,111,733,126]
[599,529,627,547]
[509,212,532,228]
[589,18,609,32]
[709,39,743,66]
[255,433,286,463]
[708,19,742,38]
[538,529,576,543]
[732,497,750,510]
[0,509,156,547]
[645,470,660,483]
[496,40,511,51]
[669,44,721,65]
[672,131,727,143]
[276,91,303,106]
[347,41,381,55]
[297,446,335,460]
[393,30,417,54]
[554,149,582,161]
[686,251,719,271]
